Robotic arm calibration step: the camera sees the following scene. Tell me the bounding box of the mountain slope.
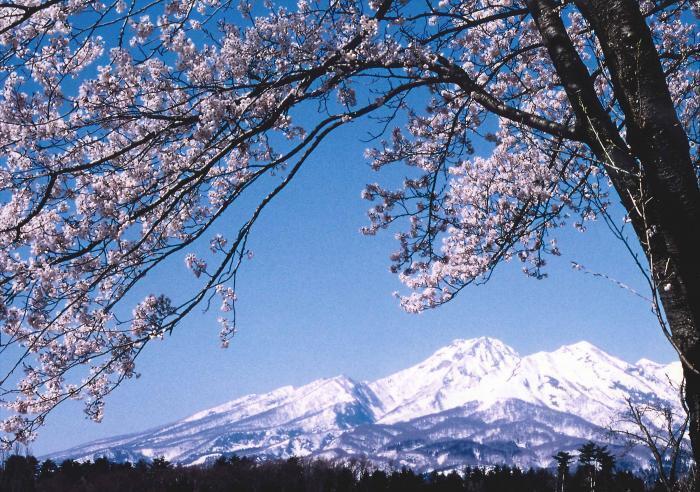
[48,338,681,470]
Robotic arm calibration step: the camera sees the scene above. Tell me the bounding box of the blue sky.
[30,111,677,457]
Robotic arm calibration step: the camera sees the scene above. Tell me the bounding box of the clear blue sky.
[31,115,676,457]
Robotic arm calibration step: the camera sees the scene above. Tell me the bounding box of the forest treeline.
[0,444,692,492]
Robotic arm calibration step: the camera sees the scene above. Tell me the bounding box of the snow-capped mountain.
[48,338,682,471]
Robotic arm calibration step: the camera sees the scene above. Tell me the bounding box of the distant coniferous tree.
[595,446,615,473]
[36,460,56,481]
[578,442,599,492]
[553,451,574,492]
[575,442,620,492]
[594,445,616,492]
[150,456,171,470]
[57,459,82,484]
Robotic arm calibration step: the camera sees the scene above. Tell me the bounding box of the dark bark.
[570,0,700,470]
[526,0,700,471]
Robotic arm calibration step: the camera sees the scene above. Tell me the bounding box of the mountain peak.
[405,336,520,377]
[441,337,519,359]
[369,337,521,424]
[554,340,613,360]
[449,336,510,348]
[560,340,598,351]
[635,357,663,368]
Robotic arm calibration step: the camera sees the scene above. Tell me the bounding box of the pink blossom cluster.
[0,0,403,445]
[360,0,698,312]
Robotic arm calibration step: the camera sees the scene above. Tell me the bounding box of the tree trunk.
[572,0,700,475]
[527,0,700,472]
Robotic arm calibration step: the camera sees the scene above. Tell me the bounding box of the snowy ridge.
[48,338,681,471]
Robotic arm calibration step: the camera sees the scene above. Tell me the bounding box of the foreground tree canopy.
[0,0,697,463]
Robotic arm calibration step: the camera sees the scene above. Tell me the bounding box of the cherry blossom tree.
[0,0,697,469]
